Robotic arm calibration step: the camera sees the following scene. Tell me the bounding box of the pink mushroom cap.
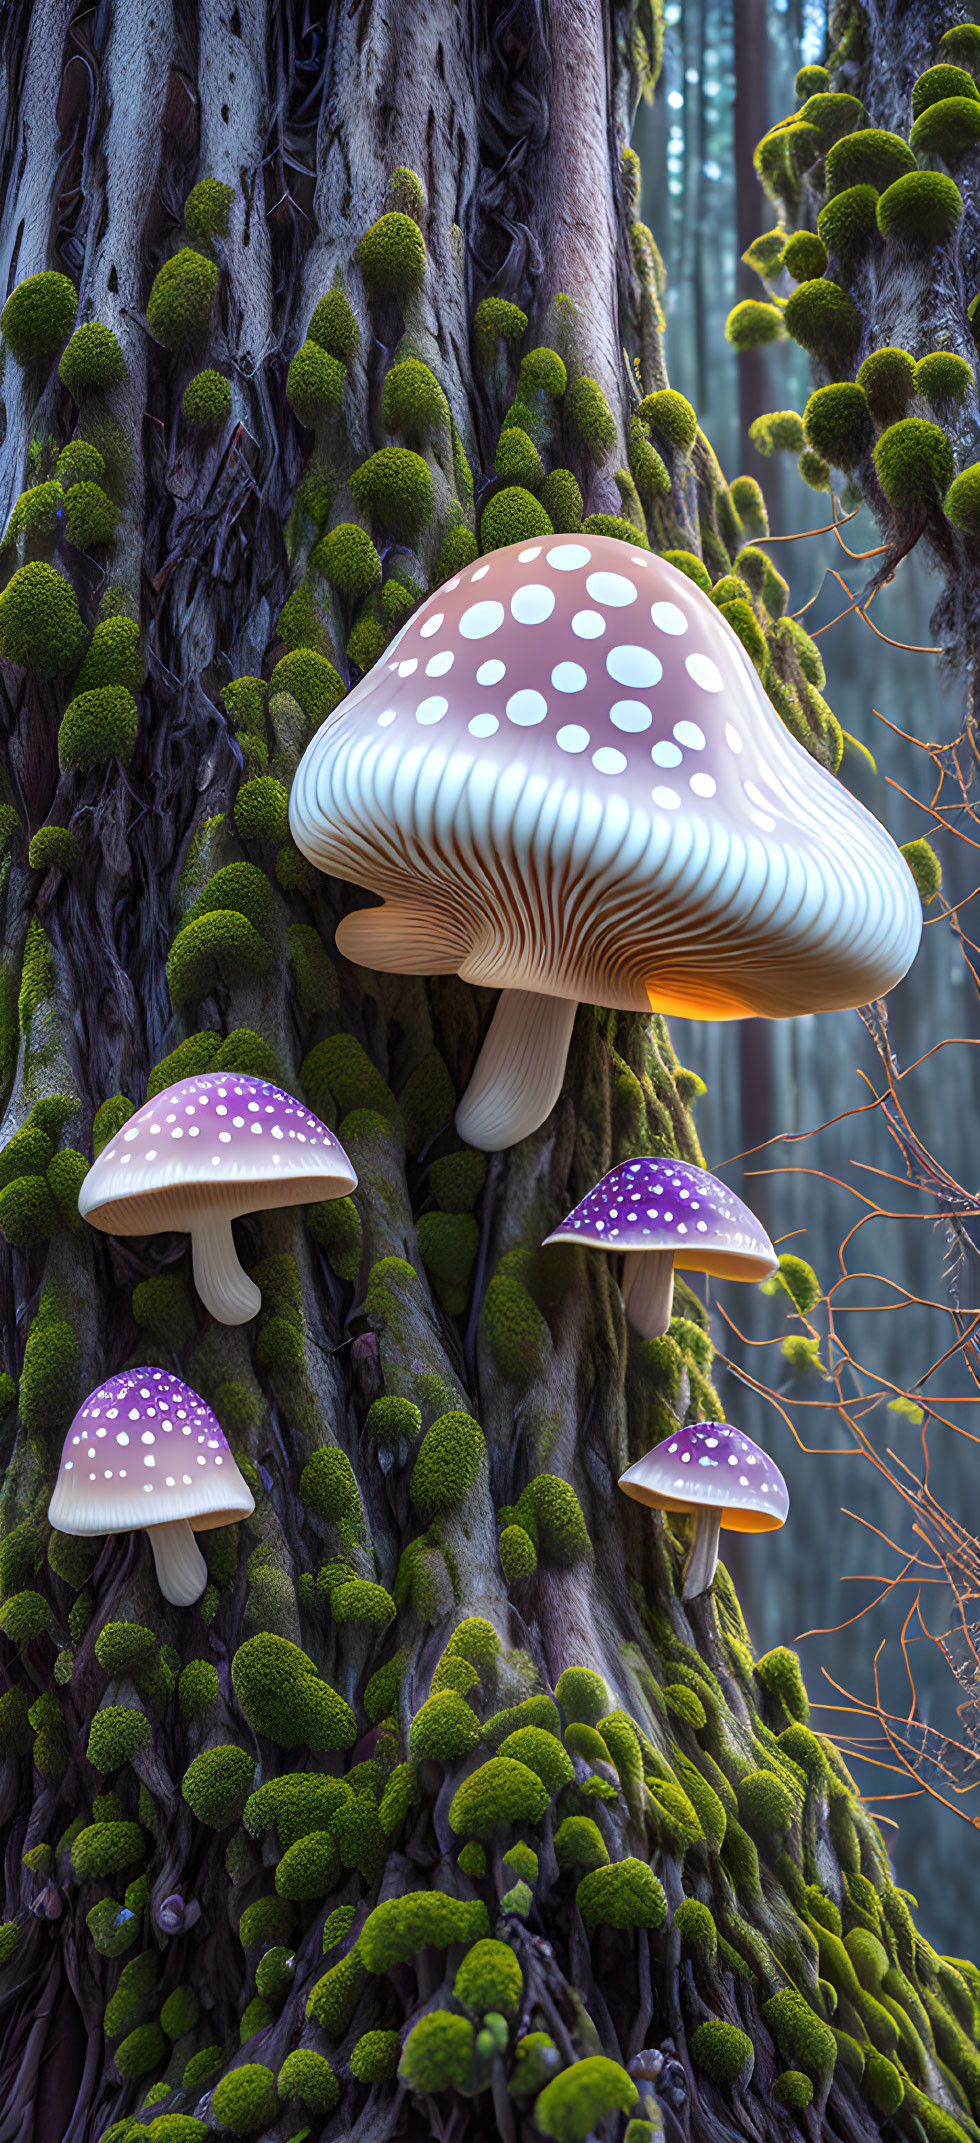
[543,1156,777,1283]
[619,1421,789,1534]
[48,1368,253,1537]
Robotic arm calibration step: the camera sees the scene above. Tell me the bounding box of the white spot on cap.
[547,543,591,571]
[377,708,397,727]
[652,600,688,635]
[419,611,444,638]
[511,583,555,626]
[607,645,663,690]
[459,600,504,640]
[652,785,681,810]
[571,610,605,640]
[469,713,499,738]
[586,571,637,608]
[397,658,418,677]
[556,724,590,754]
[552,662,587,693]
[415,695,448,725]
[691,772,717,798]
[651,740,682,768]
[686,652,724,692]
[725,723,743,754]
[506,689,548,727]
[593,745,627,775]
[476,658,505,686]
[674,720,705,750]
[470,564,490,580]
[610,699,652,733]
[425,650,454,677]
[518,545,542,562]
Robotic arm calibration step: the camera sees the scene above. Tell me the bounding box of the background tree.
[0,7,974,2143]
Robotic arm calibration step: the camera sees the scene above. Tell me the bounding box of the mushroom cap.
[47,1368,254,1536]
[289,533,921,1020]
[542,1157,778,1282]
[78,1073,356,1237]
[618,1421,788,1533]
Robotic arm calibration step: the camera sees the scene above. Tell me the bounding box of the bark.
[0,4,969,2143]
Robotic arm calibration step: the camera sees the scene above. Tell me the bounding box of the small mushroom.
[31,1883,63,1920]
[47,1368,254,1607]
[289,533,921,1150]
[79,1073,356,1324]
[543,1156,777,1337]
[619,1420,788,1599]
[156,1892,201,1935]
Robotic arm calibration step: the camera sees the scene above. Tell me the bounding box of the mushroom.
[543,1156,778,1337]
[47,1368,254,1606]
[78,1073,356,1324]
[288,532,922,1151]
[618,1420,788,1599]
[156,1892,201,1935]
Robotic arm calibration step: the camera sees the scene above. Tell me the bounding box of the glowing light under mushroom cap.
[619,1421,789,1534]
[48,1367,254,1536]
[543,1156,778,1281]
[289,533,922,1022]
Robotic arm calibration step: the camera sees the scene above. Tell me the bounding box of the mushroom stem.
[683,1509,722,1601]
[146,1519,208,1606]
[191,1212,262,1325]
[621,1250,675,1338]
[455,990,578,1151]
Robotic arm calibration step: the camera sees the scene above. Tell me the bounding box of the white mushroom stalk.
[619,1250,676,1340]
[47,1370,254,1609]
[288,534,922,1153]
[78,1074,357,1325]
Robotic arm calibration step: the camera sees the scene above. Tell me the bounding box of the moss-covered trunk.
[0,4,975,2142]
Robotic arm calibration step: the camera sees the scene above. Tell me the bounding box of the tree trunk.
[0,5,969,2142]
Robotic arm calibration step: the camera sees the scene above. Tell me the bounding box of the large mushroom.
[619,1421,788,1599]
[79,1073,356,1324]
[47,1368,254,1606]
[543,1156,778,1337]
[288,533,922,1151]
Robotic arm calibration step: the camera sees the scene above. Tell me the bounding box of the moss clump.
[817,184,879,267]
[275,2049,338,2113]
[62,480,117,551]
[233,775,289,842]
[825,129,915,196]
[75,615,142,693]
[350,2030,399,2083]
[231,1633,356,1751]
[499,1523,537,1584]
[690,2020,754,2091]
[166,910,272,1005]
[307,1196,361,1280]
[146,248,218,350]
[115,2021,169,2080]
[245,1772,347,1849]
[181,369,232,428]
[675,1896,718,1963]
[2,273,77,367]
[900,839,942,910]
[783,280,861,370]
[359,1890,488,1970]
[184,175,233,245]
[431,1149,487,1212]
[453,1937,522,2019]
[410,1689,481,1762]
[286,341,345,426]
[274,1828,339,1899]
[873,419,954,514]
[0,562,87,679]
[516,1475,590,1565]
[737,1768,797,1844]
[748,410,806,459]
[184,859,273,936]
[497,1727,573,1794]
[59,326,128,406]
[0,1588,49,1641]
[756,1647,810,1723]
[181,1744,254,1827]
[268,647,344,723]
[298,1444,363,1526]
[554,1816,609,1871]
[534,2058,638,2141]
[72,1820,146,1880]
[399,2011,473,2092]
[57,442,105,491]
[349,446,433,540]
[59,687,138,771]
[538,467,584,532]
[87,1706,151,1773]
[20,1310,79,1443]
[556,1667,608,1725]
[211,2065,278,2134]
[356,211,426,300]
[781,231,828,280]
[495,426,544,489]
[160,1982,199,2039]
[308,280,360,363]
[481,485,552,550]
[911,95,980,159]
[916,352,973,408]
[178,1659,218,1719]
[565,376,617,456]
[449,1757,549,1839]
[474,296,528,366]
[314,521,381,602]
[410,1410,485,1518]
[577,1858,666,1933]
[382,357,448,435]
[330,1578,395,1626]
[4,479,64,552]
[725,301,786,350]
[637,389,698,452]
[763,1988,837,2086]
[877,171,964,245]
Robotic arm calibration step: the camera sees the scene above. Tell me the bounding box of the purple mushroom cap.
[619,1420,789,1533]
[543,1157,777,1282]
[48,1368,253,1537]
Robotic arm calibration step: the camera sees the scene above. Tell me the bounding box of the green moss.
[181,2049,225,2091]
[0,1588,48,1641]
[72,1820,146,1880]
[637,389,698,453]
[690,2020,754,2091]
[0,1176,55,1247]
[182,369,232,429]
[181,1744,254,1827]
[331,1578,395,1626]
[410,1689,480,1762]
[305,1195,359,1281]
[299,1444,363,1526]
[763,1988,837,2086]
[566,376,617,457]
[28,825,78,873]
[725,300,786,351]
[269,647,344,723]
[773,2069,814,2113]
[452,1938,522,2021]
[554,1815,609,1871]
[581,511,649,547]
[481,485,552,550]
[449,1756,549,1839]
[916,352,973,408]
[783,280,862,370]
[211,2064,278,2134]
[348,446,434,540]
[825,128,915,195]
[356,211,426,300]
[59,686,138,771]
[534,2057,637,2141]
[87,1706,151,1773]
[184,860,274,937]
[382,357,448,436]
[178,1659,218,1720]
[244,1771,346,1850]
[496,1726,573,1793]
[360,1890,488,1971]
[536,466,583,531]
[577,1857,666,1933]
[286,341,346,426]
[183,175,233,246]
[813,185,878,270]
[55,443,104,494]
[495,426,544,489]
[160,1982,199,2039]
[349,2029,400,2083]
[874,418,954,514]
[911,95,980,159]
[516,1475,590,1565]
[736,1768,797,1845]
[399,2010,473,2091]
[20,1312,79,1443]
[115,2020,169,2081]
[901,838,942,907]
[781,231,828,280]
[555,1667,608,1726]
[166,910,272,1005]
[756,1647,810,1722]
[146,248,218,350]
[231,1633,356,1750]
[274,1827,339,1899]
[877,170,964,244]
[0,561,87,678]
[474,297,528,367]
[430,1149,487,1214]
[271,2048,338,2114]
[233,775,289,842]
[499,1523,537,1584]
[313,521,381,604]
[457,1840,487,1879]
[78,411,132,502]
[664,1682,706,1729]
[436,521,479,578]
[3,479,63,552]
[62,479,116,551]
[2,273,77,367]
[409,1410,485,1519]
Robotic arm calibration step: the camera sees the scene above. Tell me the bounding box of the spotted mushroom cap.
[47,1369,254,1536]
[289,533,921,1020]
[543,1157,778,1281]
[619,1422,789,1534]
[78,1073,356,1236]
